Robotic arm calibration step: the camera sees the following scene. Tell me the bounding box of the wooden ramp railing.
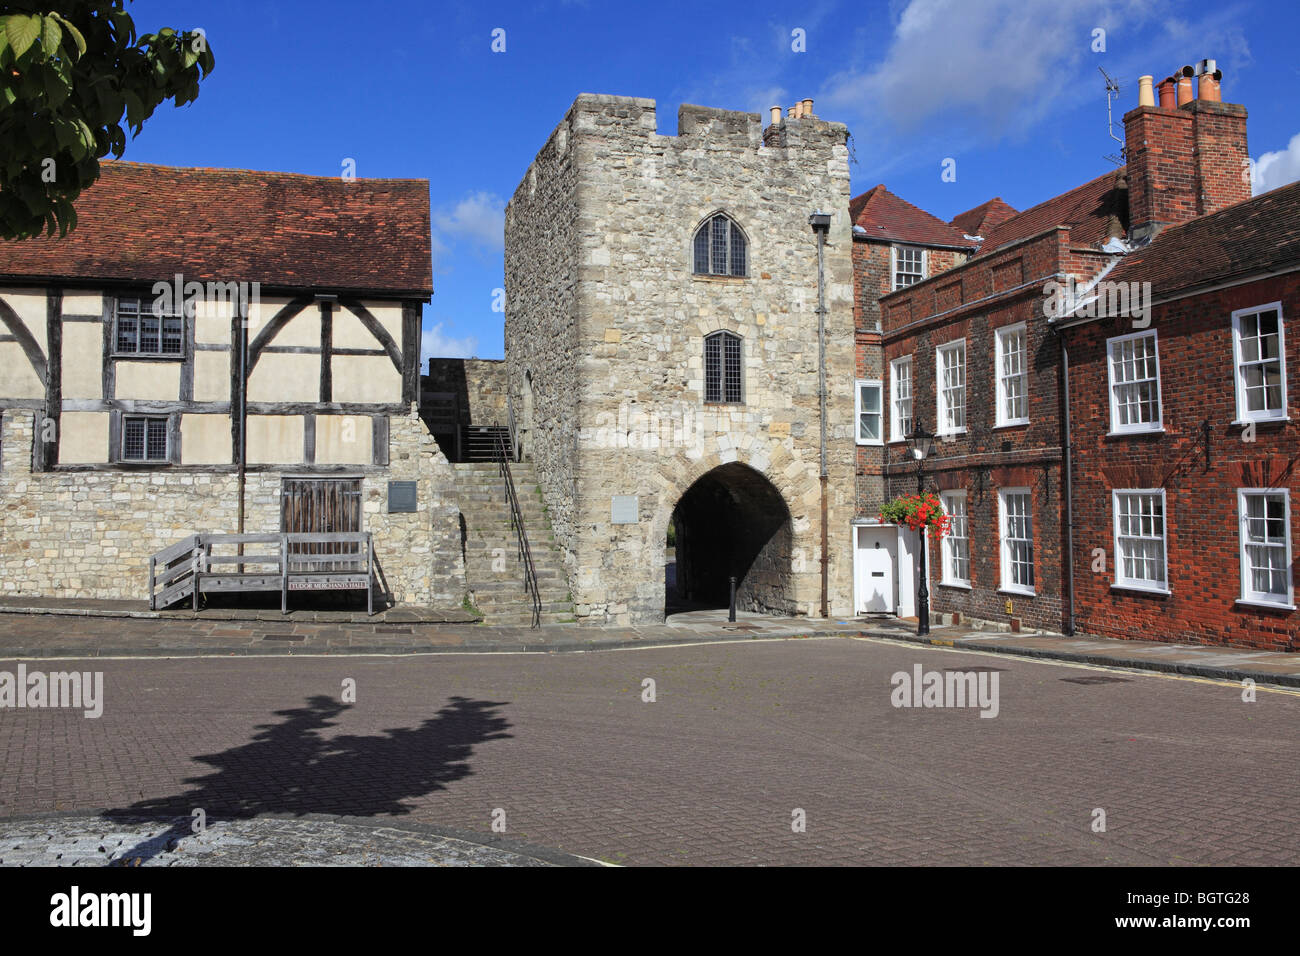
[149,532,375,615]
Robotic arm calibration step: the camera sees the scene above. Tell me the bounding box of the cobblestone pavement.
[1,637,1296,866]
[0,815,570,866]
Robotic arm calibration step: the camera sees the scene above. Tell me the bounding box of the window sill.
[1106,427,1165,437]
[993,420,1029,430]
[939,581,972,590]
[998,586,1036,598]
[1235,598,1296,612]
[856,440,884,447]
[691,274,748,282]
[1111,582,1171,596]
[937,428,968,438]
[111,353,186,361]
[703,401,746,407]
[1230,416,1290,427]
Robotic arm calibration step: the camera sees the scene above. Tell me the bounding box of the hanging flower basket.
[879,492,952,537]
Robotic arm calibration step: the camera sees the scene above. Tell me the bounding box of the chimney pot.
[1176,70,1194,106]
[1138,75,1155,107]
[1158,77,1177,109]
[770,105,782,125]
[1197,68,1222,102]
[801,97,814,118]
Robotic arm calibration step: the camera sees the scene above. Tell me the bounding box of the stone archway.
[666,462,794,615]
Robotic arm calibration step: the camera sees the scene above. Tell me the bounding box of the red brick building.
[877,172,1121,631]
[862,65,1286,647]
[849,186,980,615]
[1058,181,1300,650]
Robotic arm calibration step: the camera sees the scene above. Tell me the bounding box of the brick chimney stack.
[1123,61,1250,243]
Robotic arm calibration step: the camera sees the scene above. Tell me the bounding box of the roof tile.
[1105,180,1300,299]
[851,184,977,249]
[0,161,433,296]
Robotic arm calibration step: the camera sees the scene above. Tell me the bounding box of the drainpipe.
[810,211,833,618]
[1053,320,1076,636]
[237,301,248,541]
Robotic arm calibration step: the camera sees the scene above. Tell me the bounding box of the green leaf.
[43,64,70,107]
[122,89,145,129]
[5,14,41,60]
[53,116,76,150]
[40,15,61,57]
[48,13,85,58]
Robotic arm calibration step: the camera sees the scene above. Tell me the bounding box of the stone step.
[469,580,569,595]
[467,582,569,598]
[463,563,566,579]
[471,600,576,617]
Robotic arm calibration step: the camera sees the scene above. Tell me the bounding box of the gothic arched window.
[693,213,747,277]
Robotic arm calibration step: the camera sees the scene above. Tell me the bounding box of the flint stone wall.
[0,407,465,607]
[505,94,857,625]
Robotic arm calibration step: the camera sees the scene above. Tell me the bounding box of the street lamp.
[907,415,935,636]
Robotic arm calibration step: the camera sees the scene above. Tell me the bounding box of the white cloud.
[817,0,1250,177]
[821,0,1123,138]
[420,321,478,365]
[432,191,505,252]
[1253,132,1300,195]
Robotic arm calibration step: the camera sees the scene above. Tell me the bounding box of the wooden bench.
[149,532,375,614]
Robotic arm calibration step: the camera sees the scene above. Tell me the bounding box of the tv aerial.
[1100,66,1125,166]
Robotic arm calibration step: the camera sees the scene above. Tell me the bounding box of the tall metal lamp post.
[907,415,935,636]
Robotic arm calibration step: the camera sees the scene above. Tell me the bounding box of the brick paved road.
[1,636,1296,865]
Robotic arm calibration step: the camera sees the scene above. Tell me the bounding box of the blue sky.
[123,0,1300,361]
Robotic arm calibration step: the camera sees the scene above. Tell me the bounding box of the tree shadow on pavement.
[99,693,512,863]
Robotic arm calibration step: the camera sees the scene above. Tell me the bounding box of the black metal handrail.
[494,431,541,628]
[506,392,520,462]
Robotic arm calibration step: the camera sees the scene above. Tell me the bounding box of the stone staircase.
[453,461,575,626]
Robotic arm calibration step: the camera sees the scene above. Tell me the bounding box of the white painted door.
[856,527,895,613]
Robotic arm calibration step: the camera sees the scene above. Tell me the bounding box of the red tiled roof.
[1104,180,1300,300]
[975,169,1126,257]
[0,161,432,296]
[949,197,1018,238]
[850,184,977,249]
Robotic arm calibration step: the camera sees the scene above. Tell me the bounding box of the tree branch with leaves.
[0,1,215,239]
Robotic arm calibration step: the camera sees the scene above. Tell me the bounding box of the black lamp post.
[906,415,935,636]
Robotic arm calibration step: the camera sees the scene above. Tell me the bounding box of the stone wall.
[507,94,857,625]
[0,406,465,607]
[424,358,509,426]
[504,107,583,561]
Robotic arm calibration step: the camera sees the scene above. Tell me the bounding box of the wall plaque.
[611,495,639,524]
[388,480,418,513]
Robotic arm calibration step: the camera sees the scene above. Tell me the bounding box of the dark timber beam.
[320,300,333,403]
[43,289,62,469]
[0,296,49,384]
[245,296,313,374]
[338,298,403,375]
[401,300,420,405]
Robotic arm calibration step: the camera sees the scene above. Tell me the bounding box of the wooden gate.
[280,478,363,572]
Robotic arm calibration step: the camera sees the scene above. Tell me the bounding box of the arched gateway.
[667,462,794,616]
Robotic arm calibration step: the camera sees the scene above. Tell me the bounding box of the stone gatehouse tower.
[505,94,856,625]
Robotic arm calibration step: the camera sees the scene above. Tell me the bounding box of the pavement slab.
[0,640,1296,866]
[0,814,586,866]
